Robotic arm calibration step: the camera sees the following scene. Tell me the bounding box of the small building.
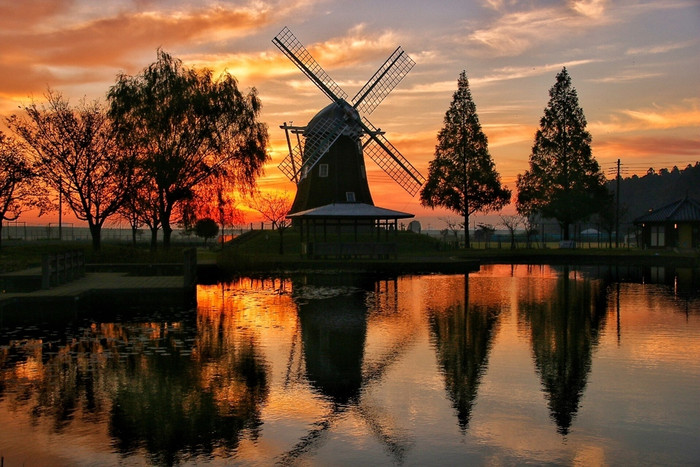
[287,202,414,258]
[634,197,700,249]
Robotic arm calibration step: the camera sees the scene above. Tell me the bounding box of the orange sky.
[1,0,698,229]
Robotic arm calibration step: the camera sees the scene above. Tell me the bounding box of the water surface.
[1,264,699,465]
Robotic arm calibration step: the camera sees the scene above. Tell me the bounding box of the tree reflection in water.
[109,317,269,464]
[0,305,270,466]
[428,274,502,431]
[518,266,608,435]
[3,267,696,464]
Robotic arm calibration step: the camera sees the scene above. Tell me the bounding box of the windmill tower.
[273,27,425,215]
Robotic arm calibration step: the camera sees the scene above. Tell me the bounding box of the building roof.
[634,197,700,224]
[287,202,414,219]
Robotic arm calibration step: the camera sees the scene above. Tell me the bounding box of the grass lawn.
[2,230,696,275]
[0,241,194,274]
[216,229,700,273]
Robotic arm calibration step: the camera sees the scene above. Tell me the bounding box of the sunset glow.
[1,0,698,227]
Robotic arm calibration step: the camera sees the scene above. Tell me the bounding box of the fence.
[427,222,640,250]
[1,221,281,244]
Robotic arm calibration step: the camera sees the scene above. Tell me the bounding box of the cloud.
[0,1,292,100]
[483,123,534,148]
[588,69,664,84]
[301,24,404,72]
[590,99,700,133]
[465,2,614,56]
[626,39,698,56]
[569,0,607,19]
[594,135,700,162]
[472,60,598,85]
[0,0,73,28]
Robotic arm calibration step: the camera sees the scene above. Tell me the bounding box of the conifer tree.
[516,67,609,241]
[421,70,510,248]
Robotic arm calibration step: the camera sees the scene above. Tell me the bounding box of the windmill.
[273,27,425,215]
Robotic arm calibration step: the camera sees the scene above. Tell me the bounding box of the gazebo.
[287,203,414,258]
[634,197,700,249]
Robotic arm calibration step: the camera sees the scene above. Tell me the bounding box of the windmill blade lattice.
[272,27,347,103]
[352,47,415,116]
[278,143,303,183]
[278,109,350,182]
[361,118,426,196]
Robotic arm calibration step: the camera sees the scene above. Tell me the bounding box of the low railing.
[183,247,197,288]
[42,250,85,289]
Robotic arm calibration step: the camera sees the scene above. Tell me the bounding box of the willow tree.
[9,91,134,250]
[516,68,609,241]
[420,71,510,248]
[108,50,268,249]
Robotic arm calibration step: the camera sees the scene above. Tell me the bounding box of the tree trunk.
[0,223,3,251]
[131,227,138,246]
[279,228,285,255]
[463,213,470,248]
[150,227,158,252]
[89,223,102,251]
[162,221,172,249]
[562,223,570,241]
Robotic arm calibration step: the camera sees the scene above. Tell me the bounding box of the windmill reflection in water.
[279,274,417,465]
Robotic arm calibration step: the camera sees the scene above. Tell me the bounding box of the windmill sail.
[273,26,425,198]
[278,143,303,183]
[352,47,415,115]
[272,27,347,103]
[279,107,350,182]
[360,118,425,196]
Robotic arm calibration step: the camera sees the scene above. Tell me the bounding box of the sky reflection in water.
[1,264,699,465]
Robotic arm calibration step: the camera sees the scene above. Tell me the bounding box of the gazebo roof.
[634,197,700,224]
[287,202,414,220]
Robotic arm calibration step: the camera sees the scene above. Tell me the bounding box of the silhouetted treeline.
[610,163,700,221]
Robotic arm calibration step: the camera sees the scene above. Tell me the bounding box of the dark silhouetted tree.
[0,132,42,251]
[500,215,521,250]
[189,172,244,248]
[516,68,609,241]
[108,50,268,249]
[421,71,511,248]
[250,191,292,255]
[8,91,134,250]
[194,217,219,245]
[119,171,161,249]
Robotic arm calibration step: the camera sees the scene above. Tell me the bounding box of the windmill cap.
[305,101,361,137]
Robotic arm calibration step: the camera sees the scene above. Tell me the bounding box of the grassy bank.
[216,229,700,273]
[2,231,697,276]
[0,242,191,273]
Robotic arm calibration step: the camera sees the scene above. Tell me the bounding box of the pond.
[1,264,699,465]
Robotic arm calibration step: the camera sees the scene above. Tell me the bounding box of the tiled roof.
[634,197,700,223]
[287,202,414,219]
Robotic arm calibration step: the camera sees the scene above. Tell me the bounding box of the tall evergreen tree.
[420,71,510,248]
[516,67,609,241]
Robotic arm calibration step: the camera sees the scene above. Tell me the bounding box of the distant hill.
[609,163,700,222]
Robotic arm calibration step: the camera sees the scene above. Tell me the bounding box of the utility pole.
[615,158,621,248]
[58,177,63,241]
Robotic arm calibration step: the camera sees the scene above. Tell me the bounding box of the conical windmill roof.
[305,101,361,137]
